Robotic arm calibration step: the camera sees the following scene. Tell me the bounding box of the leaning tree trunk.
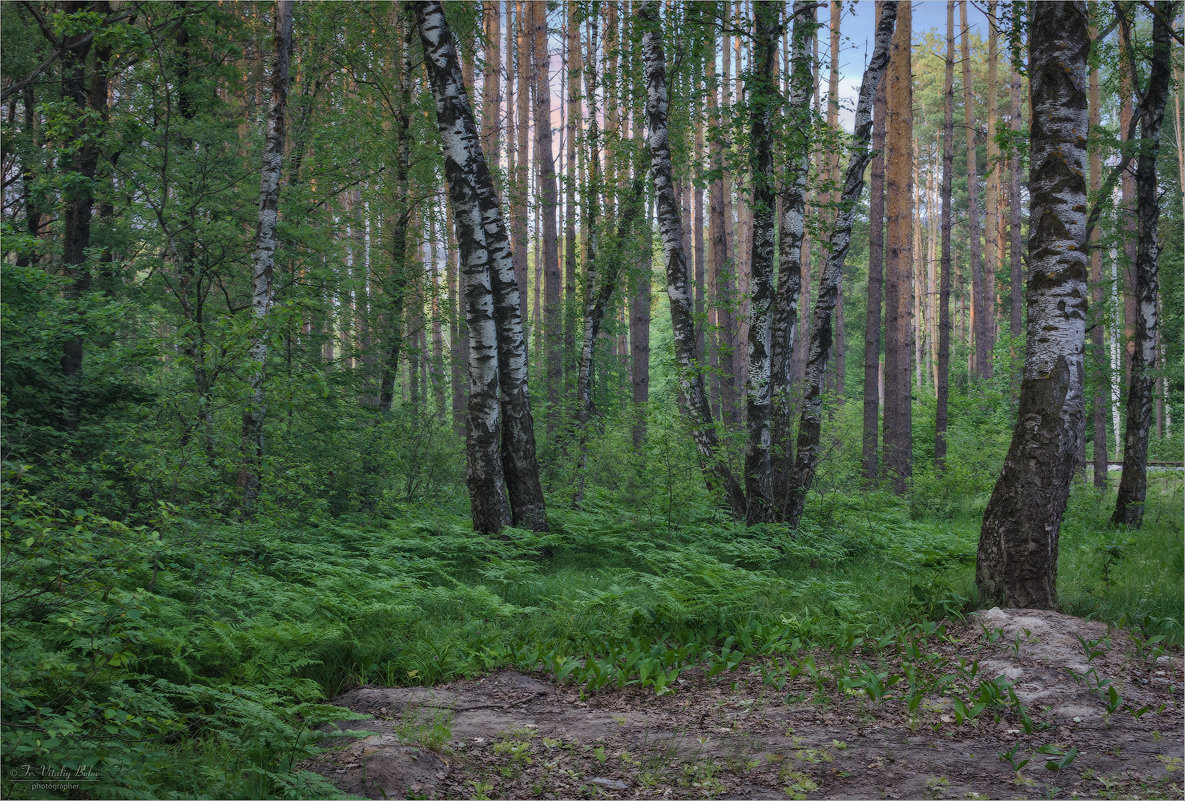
[240,0,293,513]
[1112,0,1174,528]
[413,1,508,532]
[742,1,781,522]
[976,0,1089,609]
[415,0,548,532]
[782,0,899,527]
[639,0,745,515]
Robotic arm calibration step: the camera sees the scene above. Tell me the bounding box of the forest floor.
[306,608,1183,800]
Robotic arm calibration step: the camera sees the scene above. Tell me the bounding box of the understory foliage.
[2,401,1180,798]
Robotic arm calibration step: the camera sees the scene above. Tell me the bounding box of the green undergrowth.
[2,468,1180,799]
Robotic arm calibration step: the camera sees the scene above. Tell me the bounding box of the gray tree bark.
[415,0,549,532]
[976,0,1089,609]
[742,0,781,522]
[771,0,814,508]
[240,0,293,512]
[640,0,746,514]
[1112,0,1175,528]
[783,0,899,527]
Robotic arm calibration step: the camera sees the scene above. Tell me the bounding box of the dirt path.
[306,609,1183,799]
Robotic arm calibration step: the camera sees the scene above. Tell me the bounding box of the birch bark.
[240,0,293,511]
[783,0,898,526]
[976,0,1089,608]
[640,0,745,514]
[1112,0,1174,528]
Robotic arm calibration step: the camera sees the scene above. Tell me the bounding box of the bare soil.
[305,609,1183,799]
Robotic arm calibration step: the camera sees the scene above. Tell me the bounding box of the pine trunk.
[960,0,990,381]
[1088,21,1108,488]
[937,0,955,467]
[532,1,562,428]
[882,0,913,493]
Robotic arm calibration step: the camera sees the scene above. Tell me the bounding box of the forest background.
[1,0,1182,797]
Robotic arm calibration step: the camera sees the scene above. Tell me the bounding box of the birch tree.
[976,0,1089,608]
[782,0,899,526]
[240,0,293,512]
[1112,0,1176,528]
[640,0,746,514]
[413,0,547,533]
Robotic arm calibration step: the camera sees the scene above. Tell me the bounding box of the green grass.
[2,466,1180,799]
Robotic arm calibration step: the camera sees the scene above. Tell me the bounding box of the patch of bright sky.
[831,0,991,132]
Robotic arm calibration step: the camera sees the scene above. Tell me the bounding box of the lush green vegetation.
[3,401,1180,798]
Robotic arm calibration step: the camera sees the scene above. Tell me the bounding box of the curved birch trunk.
[782,1,898,527]
[639,1,745,515]
[1112,0,1174,528]
[976,1,1089,609]
[414,1,516,533]
[240,0,293,513]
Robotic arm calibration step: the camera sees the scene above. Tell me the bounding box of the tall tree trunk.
[564,0,581,384]
[960,0,990,381]
[240,0,293,512]
[882,0,913,493]
[742,0,780,522]
[984,0,1000,365]
[825,0,844,400]
[532,0,562,430]
[430,214,447,416]
[937,0,955,467]
[378,19,415,415]
[415,0,549,532]
[640,0,745,514]
[513,1,531,345]
[1112,1,1173,528]
[482,0,502,170]
[1009,63,1025,341]
[1119,49,1138,387]
[719,18,740,426]
[862,0,888,481]
[1088,17,1108,488]
[630,78,652,447]
[783,0,899,526]
[447,203,467,433]
[771,0,815,506]
[58,1,110,429]
[976,0,1088,609]
[693,74,707,369]
[707,31,727,420]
